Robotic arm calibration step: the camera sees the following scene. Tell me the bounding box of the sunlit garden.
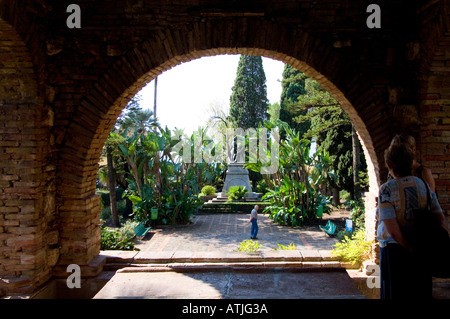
[97,55,372,267]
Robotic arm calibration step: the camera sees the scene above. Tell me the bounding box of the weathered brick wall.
[0,0,449,294]
[416,0,450,224]
[0,16,57,294]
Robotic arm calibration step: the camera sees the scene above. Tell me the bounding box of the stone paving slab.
[93,268,364,299]
[100,213,346,272]
[100,249,344,265]
[95,213,358,300]
[134,213,339,254]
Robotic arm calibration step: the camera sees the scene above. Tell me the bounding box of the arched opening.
[88,52,380,299]
[97,53,375,243]
[0,0,448,299]
[1,16,400,296]
[57,30,384,273]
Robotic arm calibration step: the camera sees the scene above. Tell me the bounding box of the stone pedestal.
[220,163,258,199]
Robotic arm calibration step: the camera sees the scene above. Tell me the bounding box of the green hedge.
[97,187,125,207]
[199,201,268,213]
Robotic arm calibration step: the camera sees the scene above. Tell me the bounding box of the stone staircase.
[99,249,358,272]
[197,196,267,214]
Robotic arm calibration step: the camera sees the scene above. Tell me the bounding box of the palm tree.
[104,97,157,226]
[118,109,157,135]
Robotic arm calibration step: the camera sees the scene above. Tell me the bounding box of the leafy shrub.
[336,229,353,242]
[116,128,208,226]
[120,219,140,237]
[339,190,351,202]
[237,239,261,253]
[256,179,269,194]
[200,185,216,196]
[100,220,140,251]
[226,186,249,201]
[100,200,127,221]
[347,199,365,231]
[274,243,295,250]
[331,229,373,266]
[262,184,332,227]
[246,122,335,227]
[97,187,126,207]
[97,189,111,207]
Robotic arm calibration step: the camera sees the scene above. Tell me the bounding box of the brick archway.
[1,1,450,295]
[58,20,384,269]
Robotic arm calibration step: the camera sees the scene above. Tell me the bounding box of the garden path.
[134,211,348,253]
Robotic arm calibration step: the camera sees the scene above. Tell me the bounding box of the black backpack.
[401,179,450,278]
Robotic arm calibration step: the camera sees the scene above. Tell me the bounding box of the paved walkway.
[94,268,364,299]
[92,212,365,299]
[135,213,341,253]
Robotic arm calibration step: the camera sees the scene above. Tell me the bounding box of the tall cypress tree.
[229,55,269,129]
[279,64,310,137]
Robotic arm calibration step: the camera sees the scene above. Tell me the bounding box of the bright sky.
[138,55,285,135]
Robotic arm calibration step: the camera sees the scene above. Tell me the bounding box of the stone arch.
[57,19,387,272]
[1,0,449,297]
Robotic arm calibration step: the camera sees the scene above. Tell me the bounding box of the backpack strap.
[415,164,424,179]
[419,177,432,211]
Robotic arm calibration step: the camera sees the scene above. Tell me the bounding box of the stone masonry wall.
[0,17,57,294]
[0,0,449,294]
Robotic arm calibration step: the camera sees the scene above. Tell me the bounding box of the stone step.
[116,263,347,273]
[100,250,359,271]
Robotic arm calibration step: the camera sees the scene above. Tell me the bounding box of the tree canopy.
[229,55,269,129]
[279,64,310,137]
[281,67,368,199]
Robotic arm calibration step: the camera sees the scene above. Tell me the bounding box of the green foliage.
[100,200,127,221]
[100,220,140,251]
[100,99,228,229]
[279,64,309,137]
[277,66,370,198]
[237,239,261,253]
[97,188,125,207]
[226,186,249,201]
[347,199,365,231]
[331,229,373,266]
[200,185,216,196]
[274,243,295,250]
[115,123,225,226]
[339,190,351,202]
[336,229,353,242]
[268,102,280,122]
[311,106,355,194]
[229,55,269,129]
[246,120,334,227]
[256,179,269,194]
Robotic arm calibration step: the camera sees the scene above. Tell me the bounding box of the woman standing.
[377,143,445,299]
